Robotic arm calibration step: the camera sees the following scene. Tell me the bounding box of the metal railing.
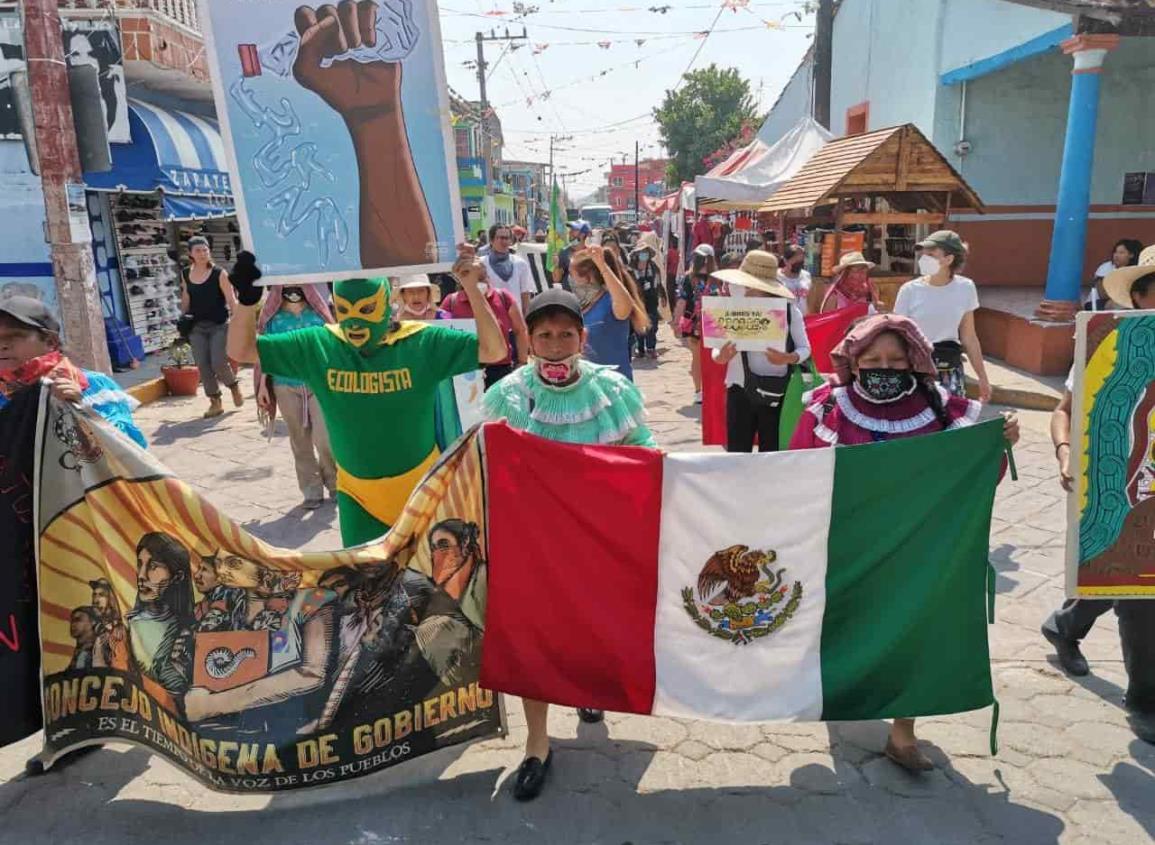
[57,0,201,34]
[144,0,200,32]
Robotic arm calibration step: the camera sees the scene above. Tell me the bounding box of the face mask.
[918,254,941,277]
[333,277,391,350]
[857,368,917,403]
[281,287,304,303]
[637,253,650,265]
[573,280,600,309]
[535,353,581,385]
[476,282,489,295]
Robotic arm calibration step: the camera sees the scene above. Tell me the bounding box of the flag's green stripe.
[819,420,1004,720]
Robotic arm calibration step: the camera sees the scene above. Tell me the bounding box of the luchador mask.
[334,278,391,349]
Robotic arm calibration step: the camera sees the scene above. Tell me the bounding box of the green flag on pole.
[547,180,566,272]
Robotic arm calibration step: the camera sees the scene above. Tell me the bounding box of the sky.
[434,0,816,200]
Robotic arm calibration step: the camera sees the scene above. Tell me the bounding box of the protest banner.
[0,388,43,747]
[199,0,463,283]
[699,296,788,352]
[18,397,1006,789]
[1067,310,1155,599]
[32,393,501,792]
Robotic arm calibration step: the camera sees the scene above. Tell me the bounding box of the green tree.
[653,65,759,184]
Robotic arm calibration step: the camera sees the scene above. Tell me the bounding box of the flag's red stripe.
[480,423,662,714]
[805,303,868,373]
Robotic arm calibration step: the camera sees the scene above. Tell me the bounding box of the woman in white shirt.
[893,230,991,402]
[711,251,811,452]
[1085,238,1142,311]
[777,244,812,314]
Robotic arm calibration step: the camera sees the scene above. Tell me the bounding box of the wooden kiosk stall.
[758,123,984,312]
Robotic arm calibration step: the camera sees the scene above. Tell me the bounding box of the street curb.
[127,378,169,406]
[965,377,1060,412]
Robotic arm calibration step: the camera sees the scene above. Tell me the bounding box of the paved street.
[1,327,1151,845]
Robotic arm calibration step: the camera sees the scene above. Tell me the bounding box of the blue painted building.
[758,0,1155,303]
[0,3,236,366]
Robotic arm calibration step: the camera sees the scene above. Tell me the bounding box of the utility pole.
[813,0,834,130]
[474,28,527,220]
[548,133,572,190]
[634,140,640,224]
[24,0,109,370]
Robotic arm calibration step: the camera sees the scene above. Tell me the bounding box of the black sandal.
[577,708,604,724]
[513,752,552,801]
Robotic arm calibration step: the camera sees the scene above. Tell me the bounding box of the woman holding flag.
[790,313,1018,771]
[482,287,655,801]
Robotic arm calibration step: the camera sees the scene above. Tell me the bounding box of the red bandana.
[0,351,89,401]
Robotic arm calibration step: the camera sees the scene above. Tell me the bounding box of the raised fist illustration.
[293,1,398,121]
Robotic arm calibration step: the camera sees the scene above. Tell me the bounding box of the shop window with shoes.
[113,194,182,354]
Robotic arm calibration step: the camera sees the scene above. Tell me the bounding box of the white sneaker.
[693,391,703,404]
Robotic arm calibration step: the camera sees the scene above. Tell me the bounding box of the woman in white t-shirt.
[777,244,812,314]
[893,230,991,401]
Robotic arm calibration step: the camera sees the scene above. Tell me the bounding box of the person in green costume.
[482,288,655,802]
[257,255,508,545]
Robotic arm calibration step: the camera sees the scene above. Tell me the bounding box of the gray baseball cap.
[0,296,61,334]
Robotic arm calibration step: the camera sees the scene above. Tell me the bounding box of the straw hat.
[830,251,875,275]
[712,250,793,299]
[395,274,438,291]
[631,231,661,255]
[1103,244,1155,309]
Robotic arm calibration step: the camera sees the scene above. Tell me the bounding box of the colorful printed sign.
[1067,310,1155,598]
[700,296,788,352]
[199,0,464,283]
[33,393,502,791]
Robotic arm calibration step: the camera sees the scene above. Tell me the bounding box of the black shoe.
[577,708,604,724]
[1041,625,1089,676]
[1128,710,1155,745]
[513,752,552,801]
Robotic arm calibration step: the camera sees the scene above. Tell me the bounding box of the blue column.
[1044,42,1114,304]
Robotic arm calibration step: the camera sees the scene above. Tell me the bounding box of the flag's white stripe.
[652,448,835,722]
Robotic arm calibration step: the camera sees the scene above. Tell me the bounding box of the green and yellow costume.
[257,278,478,545]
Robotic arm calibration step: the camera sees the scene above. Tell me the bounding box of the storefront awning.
[162,194,234,221]
[85,99,234,204]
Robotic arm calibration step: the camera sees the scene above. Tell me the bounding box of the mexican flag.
[480,419,1004,722]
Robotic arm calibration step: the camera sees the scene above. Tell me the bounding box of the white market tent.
[693,116,834,211]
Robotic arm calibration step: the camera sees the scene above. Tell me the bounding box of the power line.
[670,4,724,89]
[441,8,795,35]
[491,40,685,108]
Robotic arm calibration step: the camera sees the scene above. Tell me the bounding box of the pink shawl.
[254,284,334,432]
[828,313,936,386]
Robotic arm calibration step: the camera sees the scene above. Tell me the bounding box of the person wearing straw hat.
[1043,246,1155,746]
[820,250,881,314]
[893,230,992,402]
[711,251,812,452]
[629,234,664,360]
[1101,244,1155,313]
[394,275,449,322]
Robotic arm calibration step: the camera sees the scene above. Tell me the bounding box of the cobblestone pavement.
[1,326,1152,845]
